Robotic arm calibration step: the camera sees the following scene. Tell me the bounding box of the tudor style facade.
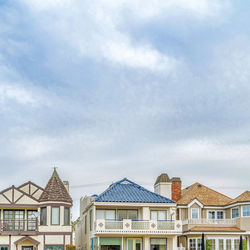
[0,169,72,250]
[75,178,182,250]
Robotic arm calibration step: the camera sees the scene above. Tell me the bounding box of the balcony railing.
[0,219,38,232]
[183,218,236,225]
[95,219,182,233]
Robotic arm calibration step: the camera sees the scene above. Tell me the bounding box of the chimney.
[63,181,69,193]
[171,177,182,202]
[154,173,172,199]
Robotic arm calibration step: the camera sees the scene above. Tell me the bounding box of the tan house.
[176,181,250,250]
[75,177,183,250]
[0,169,72,250]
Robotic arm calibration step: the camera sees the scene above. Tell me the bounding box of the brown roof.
[155,173,170,185]
[39,169,72,203]
[186,226,244,233]
[229,191,250,205]
[177,182,232,206]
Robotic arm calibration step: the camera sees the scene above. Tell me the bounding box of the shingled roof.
[39,169,72,203]
[229,191,250,205]
[177,182,232,206]
[95,178,175,203]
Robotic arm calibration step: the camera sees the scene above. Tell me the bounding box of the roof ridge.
[95,178,175,203]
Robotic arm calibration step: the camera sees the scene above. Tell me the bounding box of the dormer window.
[242,206,250,217]
[191,208,199,219]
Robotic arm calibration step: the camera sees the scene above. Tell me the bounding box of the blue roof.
[95,178,175,203]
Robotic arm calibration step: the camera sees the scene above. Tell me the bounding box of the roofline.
[95,177,175,204]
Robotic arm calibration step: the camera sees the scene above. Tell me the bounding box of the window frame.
[84,215,87,234]
[40,207,47,226]
[117,209,138,221]
[191,208,199,219]
[0,246,9,250]
[96,209,116,220]
[150,210,168,221]
[51,206,60,225]
[89,209,93,231]
[242,205,250,217]
[207,210,224,219]
[64,207,70,226]
[188,238,202,250]
[231,207,239,219]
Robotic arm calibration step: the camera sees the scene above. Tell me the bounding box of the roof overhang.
[187,199,204,208]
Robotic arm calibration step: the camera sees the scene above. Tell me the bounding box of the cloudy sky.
[0,0,250,218]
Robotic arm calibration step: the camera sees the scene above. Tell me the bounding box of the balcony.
[95,219,182,235]
[183,218,236,226]
[0,219,38,233]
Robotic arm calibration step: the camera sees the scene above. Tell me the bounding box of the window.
[96,210,116,220]
[226,239,232,250]
[211,239,216,250]
[150,238,167,250]
[207,210,224,219]
[219,239,224,250]
[64,207,70,225]
[189,239,201,250]
[234,239,240,250]
[242,206,250,217]
[191,208,199,219]
[3,210,25,231]
[208,211,215,219]
[150,210,167,221]
[51,207,60,225]
[0,246,9,250]
[40,207,47,225]
[89,209,93,231]
[27,210,37,231]
[117,210,138,220]
[231,208,239,218]
[84,215,87,234]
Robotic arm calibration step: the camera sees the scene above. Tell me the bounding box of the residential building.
[75,177,182,250]
[176,182,249,250]
[0,169,73,250]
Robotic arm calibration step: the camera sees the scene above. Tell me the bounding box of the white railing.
[95,219,182,233]
[183,218,236,225]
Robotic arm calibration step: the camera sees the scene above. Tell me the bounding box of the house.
[75,177,182,250]
[176,181,249,250]
[0,169,73,250]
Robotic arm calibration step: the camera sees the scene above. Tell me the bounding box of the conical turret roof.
[39,169,72,203]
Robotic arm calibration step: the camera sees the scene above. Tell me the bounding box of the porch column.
[143,236,150,250]
[172,236,178,250]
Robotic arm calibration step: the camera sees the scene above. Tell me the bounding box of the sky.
[0,0,250,219]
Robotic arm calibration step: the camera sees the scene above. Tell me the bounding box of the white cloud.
[21,0,229,74]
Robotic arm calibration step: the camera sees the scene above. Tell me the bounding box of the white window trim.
[231,207,239,219]
[242,205,250,217]
[188,238,201,250]
[207,210,225,219]
[191,208,200,219]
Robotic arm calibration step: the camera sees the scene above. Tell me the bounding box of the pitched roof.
[95,178,175,203]
[229,191,250,205]
[177,182,232,206]
[186,226,244,233]
[155,173,170,185]
[39,169,72,203]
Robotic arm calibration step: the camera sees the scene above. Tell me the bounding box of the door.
[127,239,142,250]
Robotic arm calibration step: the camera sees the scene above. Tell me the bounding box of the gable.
[18,182,44,201]
[0,186,38,205]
